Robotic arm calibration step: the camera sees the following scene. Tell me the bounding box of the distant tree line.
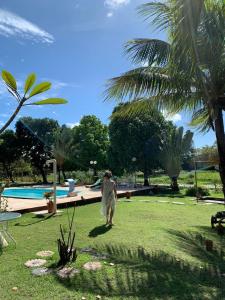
[0,104,194,187]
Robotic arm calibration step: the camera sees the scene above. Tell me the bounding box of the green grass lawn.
[1,195,225,299]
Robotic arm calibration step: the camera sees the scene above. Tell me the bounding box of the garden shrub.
[185,186,210,197]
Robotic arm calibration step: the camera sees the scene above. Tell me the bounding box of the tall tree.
[52,126,74,183]
[161,127,193,191]
[106,0,225,197]
[73,115,109,172]
[0,130,20,182]
[0,71,67,134]
[16,117,59,183]
[108,103,173,185]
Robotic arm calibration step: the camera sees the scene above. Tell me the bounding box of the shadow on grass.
[14,213,56,227]
[88,224,112,237]
[55,244,225,299]
[167,229,225,272]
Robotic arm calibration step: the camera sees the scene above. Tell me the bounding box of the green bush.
[185,186,210,197]
[70,171,93,185]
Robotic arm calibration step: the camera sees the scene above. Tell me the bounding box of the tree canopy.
[73,115,109,171]
[16,117,59,183]
[108,103,173,184]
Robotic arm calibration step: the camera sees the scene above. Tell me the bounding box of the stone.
[96,296,102,300]
[80,247,96,254]
[92,253,108,260]
[83,262,102,271]
[31,267,52,276]
[81,297,86,300]
[109,263,115,266]
[24,259,47,268]
[36,250,54,258]
[172,202,185,205]
[12,287,18,292]
[57,267,80,279]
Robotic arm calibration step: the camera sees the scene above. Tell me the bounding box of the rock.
[81,297,86,300]
[36,250,54,258]
[109,263,115,266]
[31,267,52,276]
[172,202,185,205]
[12,287,18,292]
[24,259,47,268]
[80,247,96,254]
[57,267,80,279]
[83,262,102,271]
[96,296,102,300]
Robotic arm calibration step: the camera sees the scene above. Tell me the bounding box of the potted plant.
[44,191,54,213]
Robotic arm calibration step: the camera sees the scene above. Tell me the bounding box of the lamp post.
[132,157,137,188]
[90,160,97,177]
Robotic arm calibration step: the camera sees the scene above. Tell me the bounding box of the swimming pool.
[2,188,69,199]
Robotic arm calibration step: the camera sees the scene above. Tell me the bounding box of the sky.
[0,0,215,148]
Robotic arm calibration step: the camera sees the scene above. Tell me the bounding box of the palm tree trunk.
[214,108,225,197]
[39,167,48,184]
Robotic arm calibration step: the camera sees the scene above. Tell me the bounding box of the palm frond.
[125,39,170,67]
[138,2,172,31]
[111,99,155,119]
[105,67,171,101]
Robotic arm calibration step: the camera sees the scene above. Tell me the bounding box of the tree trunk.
[143,168,149,186]
[62,170,66,181]
[171,177,179,192]
[39,167,48,184]
[58,169,61,184]
[214,108,225,198]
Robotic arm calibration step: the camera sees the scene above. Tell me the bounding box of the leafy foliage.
[16,117,59,183]
[108,103,173,180]
[185,186,210,197]
[0,130,20,181]
[73,115,109,171]
[161,127,193,189]
[0,71,67,135]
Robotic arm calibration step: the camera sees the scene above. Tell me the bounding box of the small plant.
[57,206,77,266]
[44,191,54,213]
[185,186,210,197]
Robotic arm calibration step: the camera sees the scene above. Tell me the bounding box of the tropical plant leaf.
[125,39,171,67]
[2,70,17,91]
[24,73,36,95]
[28,82,51,98]
[30,98,68,105]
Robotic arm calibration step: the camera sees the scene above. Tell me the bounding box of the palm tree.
[162,127,193,191]
[106,0,225,197]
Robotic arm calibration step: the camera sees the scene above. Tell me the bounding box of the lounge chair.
[86,178,102,189]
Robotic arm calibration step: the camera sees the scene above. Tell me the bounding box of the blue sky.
[0,0,215,148]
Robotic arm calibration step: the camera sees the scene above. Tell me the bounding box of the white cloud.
[104,0,130,9]
[107,12,114,18]
[166,113,182,123]
[66,122,79,128]
[0,9,54,43]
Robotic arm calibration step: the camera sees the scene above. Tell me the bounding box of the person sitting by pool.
[101,171,117,226]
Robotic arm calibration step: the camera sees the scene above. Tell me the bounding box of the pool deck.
[4,185,150,213]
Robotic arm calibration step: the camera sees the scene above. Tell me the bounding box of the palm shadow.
[54,244,225,299]
[88,224,112,237]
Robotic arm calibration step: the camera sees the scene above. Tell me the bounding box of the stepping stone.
[25,259,47,268]
[139,200,152,203]
[57,267,80,279]
[83,261,102,271]
[157,200,169,203]
[36,250,54,258]
[172,202,185,205]
[31,267,52,276]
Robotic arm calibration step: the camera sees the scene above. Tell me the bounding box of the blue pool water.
[2,188,69,199]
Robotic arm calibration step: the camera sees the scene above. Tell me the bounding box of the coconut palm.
[162,127,193,191]
[106,0,225,196]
